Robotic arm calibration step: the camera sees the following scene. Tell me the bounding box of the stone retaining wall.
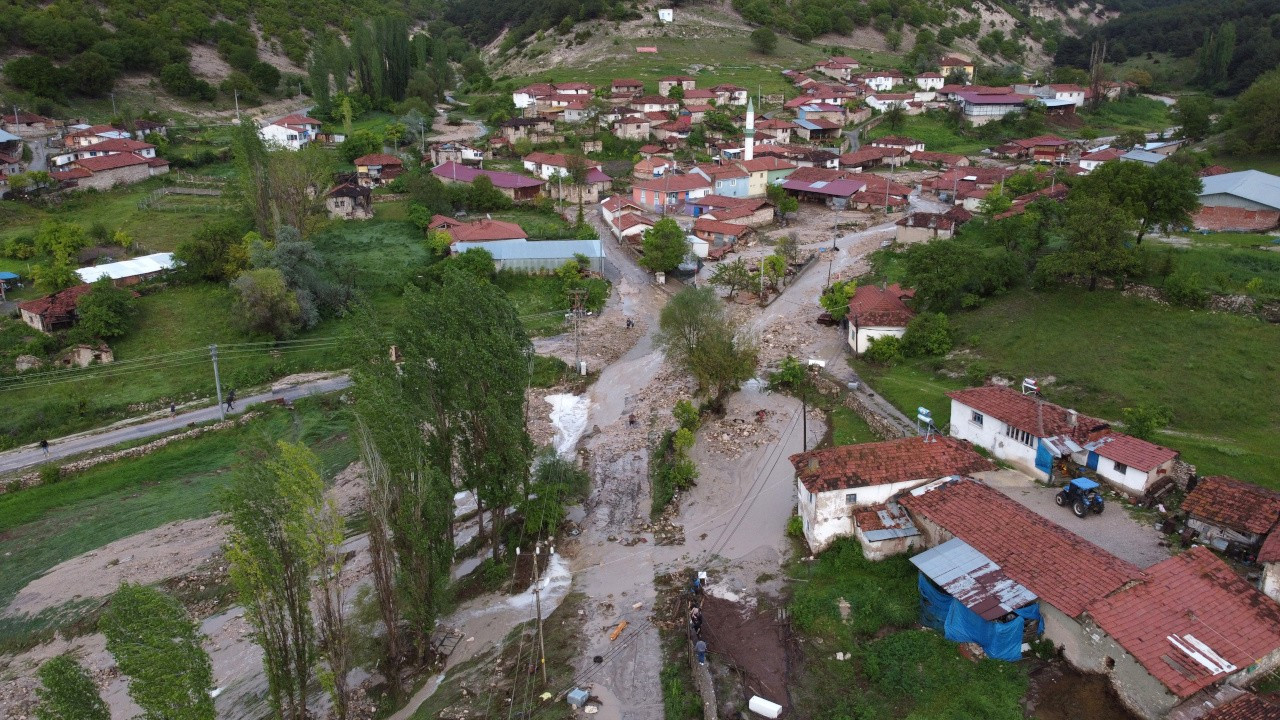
[812,374,911,439]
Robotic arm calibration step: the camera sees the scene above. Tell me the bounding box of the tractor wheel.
[1054,491,1068,507]
[1094,503,1105,515]
[1072,501,1088,518]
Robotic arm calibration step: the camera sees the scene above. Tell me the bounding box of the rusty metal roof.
[910,537,1038,620]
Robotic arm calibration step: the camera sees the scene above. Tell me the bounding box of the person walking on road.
[695,639,707,666]
[39,439,49,456]
[225,390,236,411]
[170,402,177,418]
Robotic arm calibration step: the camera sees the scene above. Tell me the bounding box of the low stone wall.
[2,413,258,494]
[1067,277,1280,322]
[812,374,911,440]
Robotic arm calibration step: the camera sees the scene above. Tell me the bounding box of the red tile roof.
[791,436,994,494]
[1082,147,1125,162]
[1091,433,1177,472]
[51,167,92,180]
[848,284,915,327]
[446,219,527,243]
[78,138,154,153]
[946,386,1107,444]
[1199,165,1233,177]
[692,217,751,237]
[694,163,748,180]
[1259,530,1280,564]
[1201,693,1280,720]
[614,212,653,232]
[432,161,544,190]
[900,477,1141,617]
[73,152,153,172]
[277,113,322,126]
[353,153,403,166]
[18,283,93,324]
[1087,547,1280,698]
[736,156,796,172]
[632,174,711,193]
[1182,475,1280,536]
[911,151,967,166]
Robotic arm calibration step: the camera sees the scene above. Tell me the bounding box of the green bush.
[1164,270,1208,308]
[901,313,953,357]
[863,335,903,366]
[787,514,804,538]
[38,465,62,486]
[673,399,700,432]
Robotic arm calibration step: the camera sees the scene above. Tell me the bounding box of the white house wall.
[948,399,1043,479]
[1263,563,1280,603]
[848,324,906,355]
[799,477,932,552]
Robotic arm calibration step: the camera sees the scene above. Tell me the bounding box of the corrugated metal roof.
[0,128,21,143]
[1199,170,1280,211]
[452,239,603,260]
[76,253,176,282]
[1120,149,1166,165]
[910,537,1038,620]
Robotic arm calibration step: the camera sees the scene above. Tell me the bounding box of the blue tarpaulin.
[1035,439,1054,475]
[917,574,1043,661]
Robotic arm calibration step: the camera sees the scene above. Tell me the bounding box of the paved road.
[0,375,351,474]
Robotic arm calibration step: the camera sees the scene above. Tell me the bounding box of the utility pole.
[209,345,226,420]
[568,288,587,369]
[110,93,117,116]
[533,541,551,684]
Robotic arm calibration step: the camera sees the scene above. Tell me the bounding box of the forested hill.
[0,0,452,103]
[1056,0,1280,94]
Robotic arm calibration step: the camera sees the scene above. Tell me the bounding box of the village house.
[452,239,604,273]
[1016,83,1088,107]
[1263,533,1280,603]
[431,161,545,202]
[711,84,749,106]
[955,89,1033,125]
[611,212,654,242]
[754,144,840,169]
[838,146,905,172]
[1181,475,1280,558]
[599,195,645,225]
[0,129,26,176]
[846,283,915,354]
[850,173,913,211]
[796,103,847,125]
[690,163,751,198]
[947,385,1109,481]
[915,72,945,91]
[325,182,373,220]
[1120,149,1167,166]
[698,197,776,228]
[630,95,681,114]
[861,69,905,92]
[937,56,975,83]
[1071,433,1178,498]
[52,137,158,167]
[18,283,94,332]
[429,142,488,166]
[813,56,861,82]
[871,135,926,154]
[501,117,557,144]
[658,76,697,96]
[735,156,796,196]
[1201,693,1280,719]
[62,124,131,148]
[612,115,652,142]
[793,118,843,142]
[631,173,712,213]
[1078,147,1125,173]
[901,477,1280,720]
[76,253,176,287]
[1194,169,1280,232]
[428,214,528,245]
[632,157,674,180]
[259,113,323,150]
[611,78,645,96]
[653,116,693,143]
[66,152,169,190]
[352,153,404,188]
[755,118,796,144]
[691,217,752,252]
[792,436,995,555]
[894,209,971,242]
[993,135,1074,164]
[910,150,969,168]
[779,167,864,209]
[519,154,611,204]
[865,93,914,112]
[2,111,59,138]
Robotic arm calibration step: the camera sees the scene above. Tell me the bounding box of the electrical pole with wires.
[533,540,552,684]
[210,345,225,421]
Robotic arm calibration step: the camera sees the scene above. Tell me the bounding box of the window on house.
[1113,462,1129,475]
[1003,424,1034,447]
[971,411,984,427]
[809,490,815,504]
[845,493,857,504]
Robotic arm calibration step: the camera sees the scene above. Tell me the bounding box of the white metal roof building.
[76,252,176,284]
[1198,169,1280,212]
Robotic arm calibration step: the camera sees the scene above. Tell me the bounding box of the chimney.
[807,456,819,472]
[1068,409,1078,427]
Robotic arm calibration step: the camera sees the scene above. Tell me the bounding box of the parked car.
[1055,477,1105,518]
[816,312,838,326]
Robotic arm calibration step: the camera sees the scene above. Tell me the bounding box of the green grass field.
[1078,95,1172,135]
[859,288,1280,485]
[867,114,990,155]
[0,398,354,650]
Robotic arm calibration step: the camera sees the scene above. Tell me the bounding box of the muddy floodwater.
[1029,662,1140,720]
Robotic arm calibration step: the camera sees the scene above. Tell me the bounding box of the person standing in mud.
[690,606,703,637]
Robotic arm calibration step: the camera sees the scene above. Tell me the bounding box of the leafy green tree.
[75,278,136,340]
[883,103,906,130]
[221,72,261,105]
[1163,269,1208,308]
[249,61,282,93]
[466,175,511,212]
[67,51,116,96]
[656,287,758,399]
[1172,96,1213,141]
[776,234,800,265]
[820,279,857,320]
[1075,160,1201,244]
[901,312,952,357]
[1224,68,1280,155]
[231,121,274,238]
[1121,405,1173,441]
[767,354,806,391]
[761,253,786,292]
[31,258,78,292]
[750,27,778,55]
[34,221,89,257]
[978,187,1013,218]
[863,334,903,365]
[339,130,381,163]
[709,258,752,299]
[100,583,214,720]
[1115,129,1147,150]
[900,240,1020,311]
[250,226,344,328]
[34,655,109,720]
[267,145,334,238]
[1038,193,1142,290]
[4,56,67,98]
[640,218,689,273]
[232,268,302,338]
[174,218,251,281]
[223,442,324,720]
[1193,22,1235,90]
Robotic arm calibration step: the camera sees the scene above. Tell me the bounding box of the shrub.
[787,514,804,538]
[901,313,953,357]
[863,335,903,366]
[1164,270,1208,308]
[39,464,62,485]
[673,399,700,432]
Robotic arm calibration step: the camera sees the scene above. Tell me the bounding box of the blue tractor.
[1055,477,1105,518]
